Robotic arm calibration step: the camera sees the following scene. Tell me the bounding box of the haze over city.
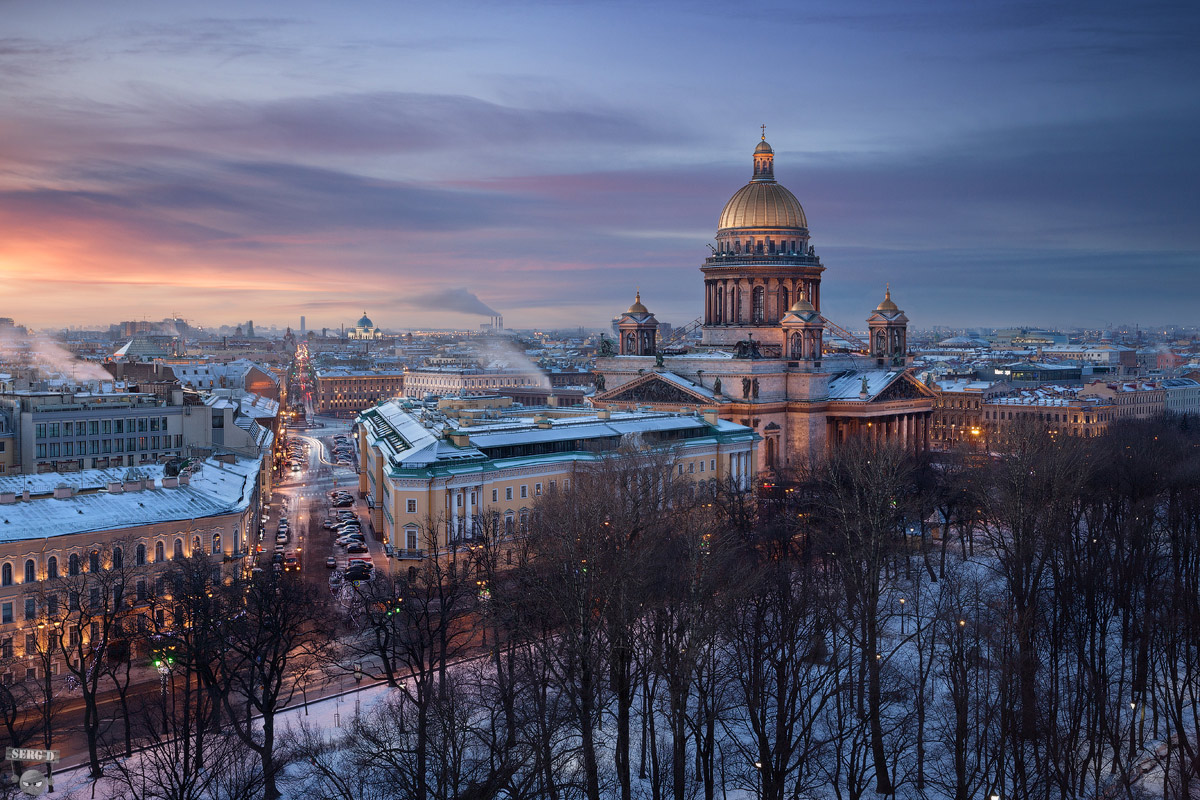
[3,0,1197,332]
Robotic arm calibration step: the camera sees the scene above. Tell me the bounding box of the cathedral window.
[778,287,789,319]
[715,287,723,323]
[752,287,765,323]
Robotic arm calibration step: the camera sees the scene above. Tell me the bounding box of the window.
[520,485,527,499]
[150,418,159,432]
[112,547,123,569]
[64,442,73,457]
[752,286,765,323]
[2,603,12,624]
[535,483,542,496]
[24,598,35,620]
[0,638,11,658]
[35,424,46,439]
[89,441,99,455]
[173,539,183,559]
[47,557,57,580]
[115,419,124,434]
[102,420,111,434]
[155,541,164,562]
[67,554,79,576]
[88,421,99,436]
[407,499,417,514]
[492,489,498,502]
[0,563,10,586]
[699,460,705,473]
[136,544,145,566]
[688,463,694,473]
[48,423,59,438]
[24,560,35,583]
[76,422,86,436]
[405,528,418,551]
[90,588,100,608]
[35,445,46,459]
[46,595,57,616]
[137,581,147,602]
[505,488,513,501]
[211,534,221,555]
[89,551,100,572]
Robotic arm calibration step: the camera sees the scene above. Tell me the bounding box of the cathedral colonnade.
[827,411,932,453]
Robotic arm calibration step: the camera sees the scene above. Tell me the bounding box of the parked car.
[325,556,337,569]
[346,544,369,554]
[332,498,353,507]
[276,532,289,544]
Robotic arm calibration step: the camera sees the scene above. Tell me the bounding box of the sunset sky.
[3,0,1198,332]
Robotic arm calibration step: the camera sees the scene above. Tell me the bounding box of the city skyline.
[3,0,1198,331]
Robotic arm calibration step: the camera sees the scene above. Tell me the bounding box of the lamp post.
[157,661,171,732]
[1129,701,1137,765]
[898,597,906,635]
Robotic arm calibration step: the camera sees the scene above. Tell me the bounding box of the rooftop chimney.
[53,483,75,499]
[0,492,16,505]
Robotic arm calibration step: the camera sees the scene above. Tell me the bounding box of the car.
[337,537,365,547]
[283,554,300,572]
[344,564,372,578]
[276,532,289,544]
[335,527,363,537]
[325,556,337,569]
[346,544,369,554]
[271,551,285,563]
[332,498,353,507]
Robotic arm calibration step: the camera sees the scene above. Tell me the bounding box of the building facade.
[357,400,758,562]
[315,369,406,416]
[929,379,1011,451]
[0,454,261,680]
[402,366,547,400]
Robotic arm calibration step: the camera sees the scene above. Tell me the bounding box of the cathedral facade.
[593,135,935,474]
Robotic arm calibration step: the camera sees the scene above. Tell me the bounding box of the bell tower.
[617,292,659,356]
[780,296,824,369]
[867,286,909,367]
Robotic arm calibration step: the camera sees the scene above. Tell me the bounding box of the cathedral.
[593,134,935,474]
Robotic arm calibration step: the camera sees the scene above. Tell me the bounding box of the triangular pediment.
[595,372,713,405]
[874,372,936,403]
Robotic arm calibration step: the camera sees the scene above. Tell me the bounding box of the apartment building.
[0,454,261,680]
[315,369,406,416]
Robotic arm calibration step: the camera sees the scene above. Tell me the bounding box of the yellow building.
[0,454,261,677]
[357,399,758,561]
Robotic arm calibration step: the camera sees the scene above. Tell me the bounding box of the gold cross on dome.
[760,124,766,140]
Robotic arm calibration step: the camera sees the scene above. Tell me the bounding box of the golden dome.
[788,297,816,314]
[875,285,899,313]
[755,138,773,154]
[718,181,807,231]
[626,291,649,314]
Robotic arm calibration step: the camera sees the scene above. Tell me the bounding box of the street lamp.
[898,598,906,635]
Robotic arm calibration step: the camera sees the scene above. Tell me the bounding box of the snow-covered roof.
[827,370,903,401]
[0,454,260,543]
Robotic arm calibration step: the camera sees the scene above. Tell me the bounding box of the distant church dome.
[357,311,374,328]
[717,136,808,232]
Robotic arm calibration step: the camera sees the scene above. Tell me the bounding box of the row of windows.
[35,417,171,439]
[678,459,718,475]
[35,435,182,459]
[0,535,226,590]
